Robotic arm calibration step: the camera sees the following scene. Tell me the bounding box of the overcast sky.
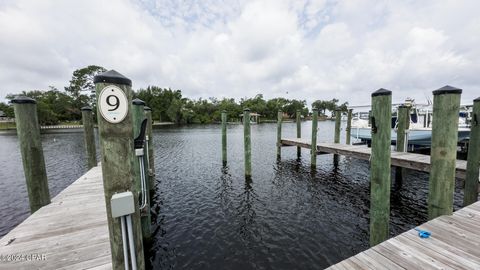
[0,0,479,105]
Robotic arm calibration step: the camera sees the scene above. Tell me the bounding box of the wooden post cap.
[93,70,132,86]
[222,110,227,113]
[372,88,392,97]
[132,98,145,106]
[474,97,480,102]
[81,106,92,111]
[433,85,462,95]
[144,106,151,111]
[244,108,250,112]
[11,96,36,104]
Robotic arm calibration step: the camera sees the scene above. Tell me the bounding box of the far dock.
[281,138,468,179]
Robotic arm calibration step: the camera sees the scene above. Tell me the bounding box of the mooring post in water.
[11,96,50,213]
[296,109,301,158]
[94,70,145,270]
[369,88,392,246]
[346,109,352,145]
[311,108,318,168]
[463,97,480,206]
[334,110,341,166]
[221,110,227,166]
[132,99,151,243]
[394,105,410,187]
[427,86,462,220]
[81,106,97,169]
[244,108,252,178]
[144,106,155,193]
[277,110,282,160]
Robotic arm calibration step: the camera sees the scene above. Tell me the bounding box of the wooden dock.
[281,138,468,179]
[327,201,480,269]
[0,166,111,270]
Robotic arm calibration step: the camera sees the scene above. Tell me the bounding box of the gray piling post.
[144,106,155,193]
[369,88,392,246]
[11,96,50,213]
[464,98,480,206]
[346,109,353,145]
[395,105,410,187]
[244,108,252,178]
[334,110,341,166]
[132,99,151,243]
[296,109,301,158]
[277,110,282,160]
[94,70,145,270]
[311,108,318,168]
[428,86,462,219]
[81,106,97,169]
[222,110,227,166]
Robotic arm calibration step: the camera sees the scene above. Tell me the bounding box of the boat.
[350,98,471,149]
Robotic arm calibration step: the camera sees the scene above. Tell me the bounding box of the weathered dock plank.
[326,201,480,269]
[0,166,111,270]
[281,138,467,179]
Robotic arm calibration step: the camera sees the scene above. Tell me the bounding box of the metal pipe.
[120,216,130,270]
[126,215,137,270]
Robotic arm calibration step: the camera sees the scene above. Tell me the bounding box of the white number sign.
[98,85,128,123]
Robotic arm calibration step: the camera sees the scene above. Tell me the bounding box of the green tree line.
[1,65,348,125]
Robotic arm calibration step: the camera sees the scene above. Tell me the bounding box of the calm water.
[0,122,465,269]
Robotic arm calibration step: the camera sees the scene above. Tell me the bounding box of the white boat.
[350,99,471,148]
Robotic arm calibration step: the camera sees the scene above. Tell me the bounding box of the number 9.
[106,95,120,111]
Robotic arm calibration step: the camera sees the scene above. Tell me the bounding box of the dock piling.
[11,96,50,213]
[81,106,97,169]
[369,88,392,246]
[346,109,352,145]
[94,70,145,270]
[221,110,227,166]
[334,110,341,166]
[463,97,480,206]
[311,108,318,168]
[296,109,301,158]
[395,105,410,187]
[144,106,155,193]
[277,110,282,160]
[428,86,462,219]
[132,99,151,243]
[244,108,252,178]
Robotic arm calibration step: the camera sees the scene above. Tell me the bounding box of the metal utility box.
[111,191,135,218]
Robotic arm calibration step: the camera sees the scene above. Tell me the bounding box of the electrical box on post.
[111,191,135,218]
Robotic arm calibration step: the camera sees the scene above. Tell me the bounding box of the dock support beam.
[369,88,392,246]
[222,110,227,166]
[277,110,282,160]
[81,106,97,169]
[346,109,352,145]
[395,105,410,187]
[244,108,252,178]
[334,110,341,166]
[144,106,155,193]
[94,70,145,270]
[296,109,301,158]
[428,86,462,219]
[11,96,50,213]
[311,108,318,168]
[463,97,480,206]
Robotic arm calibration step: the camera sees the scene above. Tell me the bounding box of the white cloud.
[0,0,479,105]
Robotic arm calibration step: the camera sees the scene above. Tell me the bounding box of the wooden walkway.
[0,166,111,270]
[327,201,480,269]
[281,138,468,179]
